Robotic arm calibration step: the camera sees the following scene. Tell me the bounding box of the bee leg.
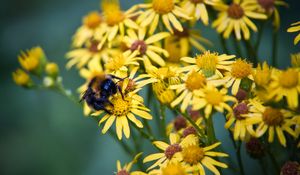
[117,85,125,100]
[109,74,128,81]
[94,103,112,114]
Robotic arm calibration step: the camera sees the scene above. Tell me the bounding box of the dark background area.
[0,0,299,174]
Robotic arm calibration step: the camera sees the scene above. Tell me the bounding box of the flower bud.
[280,161,300,175]
[45,62,59,77]
[245,137,265,159]
[12,69,32,87]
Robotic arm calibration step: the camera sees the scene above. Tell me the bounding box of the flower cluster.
[13,0,300,174]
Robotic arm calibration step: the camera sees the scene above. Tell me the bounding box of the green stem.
[236,141,245,175]
[233,38,242,57]
[259,158,268,175]
[219,35,229,54]
[131,131,145,170]
[160,105,167,140]
[174,108,206,144]
[255,22,265,51]
[243,40,258,66]
[108,130,134,156]
[272,30,278,67]
[267,149,280,172]
[228,130,237,149]
[205,116,217,144]
[132,124,155,142]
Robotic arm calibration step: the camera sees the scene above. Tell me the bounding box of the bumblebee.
[80,74,125,114]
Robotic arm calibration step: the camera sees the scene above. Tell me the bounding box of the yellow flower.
[180,51,235,78]
[77,59,105,116]
[149,66,181,105]
[148,160,192,175]
[100,0,140,44]
[93,91,152,140]
[45,62,59,77]
[249,100,296,147]
[268,68,300,109]
[288,21,300,45]
[180,0,211,25]
[291,53,300,68]
[143,133,183,170]
[170,70,207,112]
[115,153,145,175]
[120,67,158,94]
[211,0,267,40]
[224,59,253,95]
[179,135,228,175]
[66,40,120,69]
[18,46,45,72]
[252,61,272,87]
[225,102,260,141]
[104,51,141,77]
[123,28,170,66]
[137,0,191,34]
[72,11,106,47]
[192,85,236,118]
[12,69,31,87]
[249,0,288,30]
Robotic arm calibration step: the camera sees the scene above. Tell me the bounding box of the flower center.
[182,145,204,164]
[102,1,125,26]
[174,116,187,131]
[152,0,174,14]
[196,51,218,77]
[83,12,102,29]
[262,107,284,126]
[183,126,197,137]
[258,0,274,11]
[185,71,207,91]
[117,170,130,175]
[227,3,244,19]
[190,0,204,4]
[89,41,100,53]
[174,28,189,37]
[165,144,182,159]
[245,137,265,158]
[130,40,147,55]
[233,103,248,120]
[109,95,131,117]
[235,89,247,102]
[280,161,300,175]
[205,90,223,105]
[279,69,299,88]
[161,162,186,175]
[231,59,252,78]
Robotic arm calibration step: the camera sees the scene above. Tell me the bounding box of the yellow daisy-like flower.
[287,21,300,45]
[192,85,236,118]
[72,11,106,47]
[18,46,45,72]
[12,69,31,87]
[123,28,170,66]
[105,51,141,77]
[170,70,207,112]
[180,0,211,25]
[137,0,191,34]
[93,92,153,140]
[225,102,260,141]
[249,100,296,147]
[170,70,225,112]
[180,51,235,78]
[211,0,267,40]
[65,40,120,69]
[249,0,288,30]
[224,59,253,95]
[115,153,145,175]
[291,53,300,68]
[100,0,140,45]
[179,135,229,175]
[143,133,183,170]
[77,59,105,116]
[268,68,300,109]
[252,61,272,88]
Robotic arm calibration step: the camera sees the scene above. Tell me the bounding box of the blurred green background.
[1,0,299,174]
